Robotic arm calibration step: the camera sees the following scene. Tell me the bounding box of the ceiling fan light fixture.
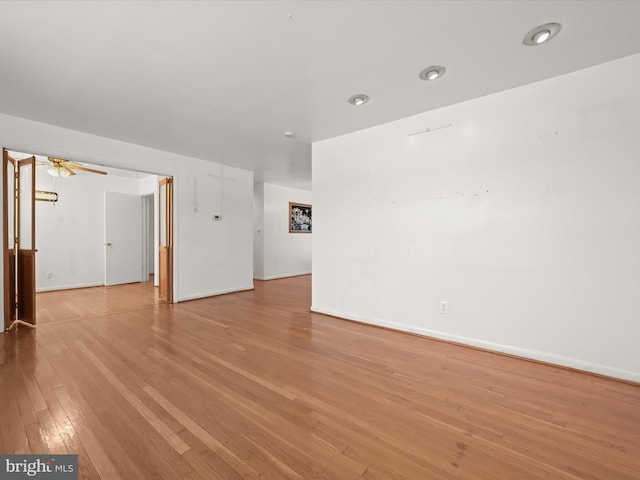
[419,65,446,81]
[523,23,561,46]
[43,156,107,176]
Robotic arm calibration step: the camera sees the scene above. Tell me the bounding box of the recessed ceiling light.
[419,65,446,81]
[283,130,294,138]
[523,23,561,46]
[348,94,369,106]
[533,30,550,44]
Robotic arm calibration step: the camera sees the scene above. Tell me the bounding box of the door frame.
[16,156,36,325]
[158,177,173,303]
[3,148,36,330]
[2,146,178,320]
[3,149,15,330]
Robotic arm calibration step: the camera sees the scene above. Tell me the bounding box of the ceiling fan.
[40,157,108,177]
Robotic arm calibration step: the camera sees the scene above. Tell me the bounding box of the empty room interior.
[1,1,639,479]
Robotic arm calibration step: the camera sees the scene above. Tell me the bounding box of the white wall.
[0,113,254,312]
[179,164,254,300]
[312,53,640,382]
[254,182,312,280]
[35,166,143,291]
[253,183,265,279]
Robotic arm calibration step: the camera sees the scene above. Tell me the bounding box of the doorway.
[142,193,155,283]
[2,148,175,329]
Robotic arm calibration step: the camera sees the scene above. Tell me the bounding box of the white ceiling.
[1,1,640,191]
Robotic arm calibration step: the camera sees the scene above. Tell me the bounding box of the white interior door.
[105,192,143,286]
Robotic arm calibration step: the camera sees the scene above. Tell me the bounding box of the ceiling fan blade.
[37,163,50,167]
[62,165,76,176]
[72,165,108,175]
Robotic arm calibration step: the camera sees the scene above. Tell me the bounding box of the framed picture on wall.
[289,202,312,233]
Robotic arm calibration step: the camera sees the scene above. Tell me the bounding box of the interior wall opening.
[5,149,171,327]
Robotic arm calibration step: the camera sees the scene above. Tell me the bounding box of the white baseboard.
[254,272,311,281]
[178,284,254,302]
[310,306,639,384]
[36,282,103,293]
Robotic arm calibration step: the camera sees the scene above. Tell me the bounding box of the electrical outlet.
[439,301,449,314]
[46,272,52,279]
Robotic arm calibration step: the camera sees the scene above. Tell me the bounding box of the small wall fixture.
[523,23,561,46]
[348,94,369,106]
[419,65,446,81]
[35,190,58,203]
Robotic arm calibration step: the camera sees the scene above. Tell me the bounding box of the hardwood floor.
[36,279,160,325]
[1,275,639,479]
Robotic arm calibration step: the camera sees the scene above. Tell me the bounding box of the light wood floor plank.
[54,387,123,480]
[142,383,260,479]
[73,339,191,455]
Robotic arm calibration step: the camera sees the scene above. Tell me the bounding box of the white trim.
[310,306,640,384]
[36,282,104,293]
[254,272,311,281]
[178,284,254,302]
